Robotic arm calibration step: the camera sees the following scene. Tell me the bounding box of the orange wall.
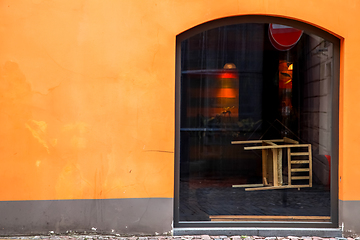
[0,0,359,201]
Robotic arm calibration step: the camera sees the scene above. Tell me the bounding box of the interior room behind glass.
[179,23,334,221]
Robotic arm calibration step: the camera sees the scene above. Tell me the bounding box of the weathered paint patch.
[25,120,50,153]
[62,122,90,149]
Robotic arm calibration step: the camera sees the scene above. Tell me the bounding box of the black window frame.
[174,15,340,229]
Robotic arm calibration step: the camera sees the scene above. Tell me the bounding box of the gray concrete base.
[339,200,360,237]
[0,198,173,236]
[173,227,342,237]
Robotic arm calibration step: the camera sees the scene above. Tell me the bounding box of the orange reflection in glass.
[216,88,237,98]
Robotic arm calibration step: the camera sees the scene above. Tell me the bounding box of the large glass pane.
[179,23,334,222]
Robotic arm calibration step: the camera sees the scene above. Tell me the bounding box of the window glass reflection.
[179,23,333,222]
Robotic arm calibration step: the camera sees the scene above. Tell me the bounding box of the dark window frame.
[174,15,340,228]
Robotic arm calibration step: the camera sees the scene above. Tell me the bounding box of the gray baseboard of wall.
[0,198,173,236]
[339,200,360,236]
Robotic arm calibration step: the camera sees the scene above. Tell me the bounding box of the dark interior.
[179,23,333,221]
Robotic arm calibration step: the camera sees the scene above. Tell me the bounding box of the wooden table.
[231,137,312,191]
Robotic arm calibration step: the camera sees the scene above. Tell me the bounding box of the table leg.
[277,149,283,185]
[262,148,267,185]
[272,149,278,186]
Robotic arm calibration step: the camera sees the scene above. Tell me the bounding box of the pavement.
[0,235,358,240]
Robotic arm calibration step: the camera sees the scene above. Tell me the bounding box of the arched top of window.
[177,15,340,46]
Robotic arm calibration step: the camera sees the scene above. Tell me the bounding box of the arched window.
[174,16,340,229]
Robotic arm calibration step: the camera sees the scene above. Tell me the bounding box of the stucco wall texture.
[0,0,359,235]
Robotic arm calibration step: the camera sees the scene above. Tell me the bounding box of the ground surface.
[0,235,356,240]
